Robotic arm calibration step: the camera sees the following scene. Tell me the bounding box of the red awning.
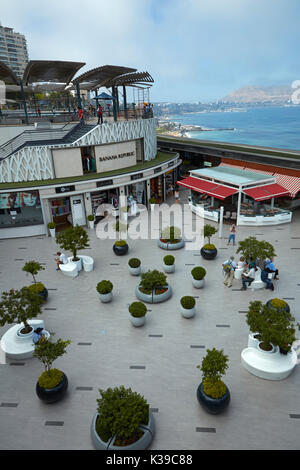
[177,177,238,200]
[243,183,290,201]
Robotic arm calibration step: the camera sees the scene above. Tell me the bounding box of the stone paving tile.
[0,205,300,449]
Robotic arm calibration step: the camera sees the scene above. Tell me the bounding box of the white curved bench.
[241,346,297,380]
[80,255,94,272]
[60,261,78,277]
[250,267,265,290]
[0,320,50,360]
[234,268,243,280]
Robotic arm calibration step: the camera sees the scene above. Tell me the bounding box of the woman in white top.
[237,256,246,269]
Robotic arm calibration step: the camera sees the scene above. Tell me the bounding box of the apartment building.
[0,24,29,78]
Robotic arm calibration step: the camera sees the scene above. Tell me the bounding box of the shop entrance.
[91,188,119,222]
[50,196,73,232]
[81,146,96,174]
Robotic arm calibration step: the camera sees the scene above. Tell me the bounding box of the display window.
[0,190,43,228]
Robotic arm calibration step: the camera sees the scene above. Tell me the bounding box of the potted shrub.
[87,214,95,229]
[22,260,48,302]
[47,221,56,238]
[113,240,129,256]
[180,296,196,318]
[163,255,175,273]
[191,266,206,288]
[158,226,185,250]
[196,348,230,414]
[56,224,90,271]
[0,287,44,337]
[201,224,218,260]
[266,298,290,314]
[91,386,155,450]
[96,281,113,303]
[149,197,156,212]
[128,258,141,276]
[136,269,172,304]
[129,301,147,327]
[33,337,71,404]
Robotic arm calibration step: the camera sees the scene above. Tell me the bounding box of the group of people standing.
[222,255,279,291]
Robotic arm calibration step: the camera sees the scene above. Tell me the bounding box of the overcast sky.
[1,0,300,102]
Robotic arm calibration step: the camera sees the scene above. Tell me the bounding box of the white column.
[237,189,242,226]
[219,206,224,238]
[146,179,151,207]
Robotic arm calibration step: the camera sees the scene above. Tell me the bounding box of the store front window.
[81,146,96,174]
[0,190,43,228]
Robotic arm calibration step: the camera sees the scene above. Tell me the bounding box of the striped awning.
[177,176,238,200]
[243,183,290,201]
[219,163,300,197]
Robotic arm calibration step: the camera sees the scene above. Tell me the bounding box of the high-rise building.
[0,24,29,78]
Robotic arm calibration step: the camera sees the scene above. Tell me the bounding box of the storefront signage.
[96,179,114,187]
[95,141,136,173]
[55,185,75,194]
[72,199,82,205]
[154,166,162,174]
[131,173,143,181]
[98,151,135,162]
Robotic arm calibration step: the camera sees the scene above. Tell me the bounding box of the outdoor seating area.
[0,209,300,451]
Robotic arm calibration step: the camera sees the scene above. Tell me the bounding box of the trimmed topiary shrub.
[47,222,56,229]
[203,243,216,250]
[96,281,113,295]
[163,255,175,266]
[149,197,156,204]
[191,266,206,280]
[139,270,167,295]
[269,298,288,310]
[28,282,46,295]
[129,302,147,318]
[128,258,141,268]
[180,296,196,309]
[203,224,217,247]
[95,386,149,446]
[88,214,95,221]
[38,368,63,389]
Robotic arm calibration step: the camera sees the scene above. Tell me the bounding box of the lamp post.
[20,80,29,125]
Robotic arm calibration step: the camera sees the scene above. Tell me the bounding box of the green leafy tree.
[203,224,217,244]
[0,287,44,334]
[246,301,300,351]
[96,386,149,443]
[236,236,276,262]
[33,337,71,373]
[56,225,89,261]
[22,260,45,284]
[139,270,167,294]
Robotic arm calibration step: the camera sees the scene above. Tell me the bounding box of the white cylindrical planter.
[88,220,95,229]
[122,212,128,223]
[192,278,204,288]
[180,306,196,318]
[163,263,175,273]
[130,315,146,327]
[72,258,82,272]
[150,204,155,212]
[49,228,56,238]
[129,266,141,276]
[99,292,113,303]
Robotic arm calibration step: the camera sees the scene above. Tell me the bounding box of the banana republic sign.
[95,142,136,173]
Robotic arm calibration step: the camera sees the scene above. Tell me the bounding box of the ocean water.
[168,106,300,150]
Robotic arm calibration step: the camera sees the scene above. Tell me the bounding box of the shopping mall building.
[0,61,180,238]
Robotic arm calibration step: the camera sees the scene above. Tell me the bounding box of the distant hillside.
[221,85,292,103]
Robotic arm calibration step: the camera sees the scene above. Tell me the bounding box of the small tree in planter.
[160,226,181,244]
[201,225,218,259]
[56,225,89,266]
[94,386,151,448]
[87,214,95,229]
[196,348,230,414]
[47,222,56,237]
[180,296,196,318]
[0,287,44,334]
[191,266,206,288]
[246,300,300,353]
[22,260,48,302]
[236,236,276,264]
[33,336,71,403]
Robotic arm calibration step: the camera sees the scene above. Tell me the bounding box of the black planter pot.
[36,372,68,404]
[197,382,230,415]
[113,244,129,256]
[38,287,48,303]
[266,299,290,314]
[200,247,218,260]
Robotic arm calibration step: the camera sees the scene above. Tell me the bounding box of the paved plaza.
[0,192,300,450]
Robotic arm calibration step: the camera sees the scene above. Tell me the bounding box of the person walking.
[227,224,236,246]
[37,107,41,117]
[78,107,84,122]
[174,186,180,203]
[222,256,236,288]
[97,104,103,124]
